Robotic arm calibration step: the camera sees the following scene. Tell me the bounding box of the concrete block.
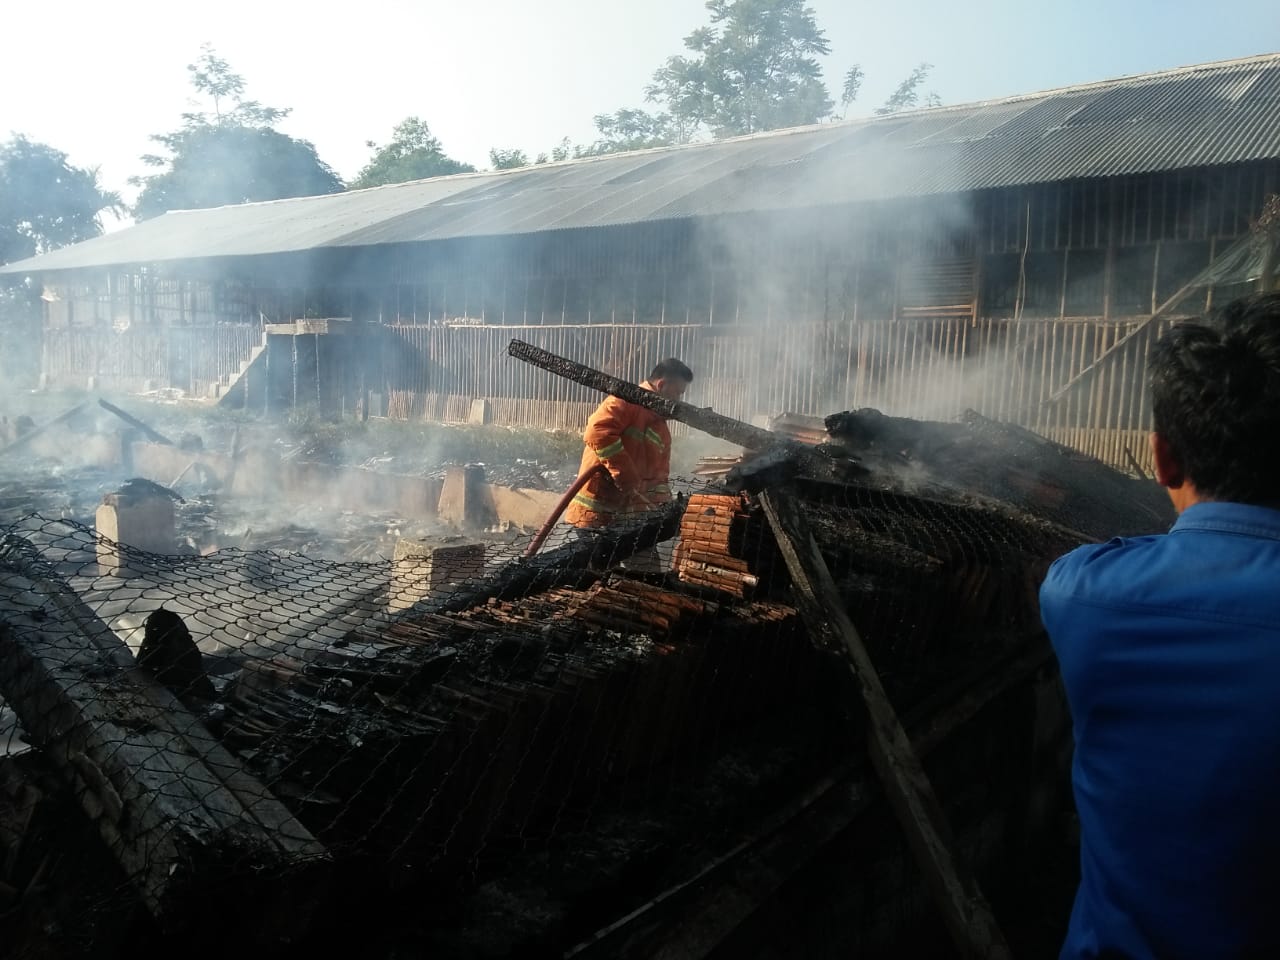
[389,539,485,613]
[467,398,492,425]
[96,493,176,576]
[437,464,493,530]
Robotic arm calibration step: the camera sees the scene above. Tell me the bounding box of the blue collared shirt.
[1041,502,1280,960]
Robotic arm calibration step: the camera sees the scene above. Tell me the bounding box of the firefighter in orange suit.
[564,358,694,529]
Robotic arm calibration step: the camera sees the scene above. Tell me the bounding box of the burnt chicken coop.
[3,54,1279,476]
[0,338,1174,958]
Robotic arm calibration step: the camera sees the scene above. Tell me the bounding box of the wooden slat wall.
[379,315,1176,473]
[42,324,260,395]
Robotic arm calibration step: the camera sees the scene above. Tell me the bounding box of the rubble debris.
[0,537,330,933]
[137,609,216,711]
[759,488,1010,959]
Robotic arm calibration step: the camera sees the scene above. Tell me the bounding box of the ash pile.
[0,345,1172,960]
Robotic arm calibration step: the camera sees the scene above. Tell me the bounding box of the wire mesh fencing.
[0,448,1156,958]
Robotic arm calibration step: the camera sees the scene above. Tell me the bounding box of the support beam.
[758,489,1011,960]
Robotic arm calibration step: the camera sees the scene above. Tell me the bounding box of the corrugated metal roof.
[6,52,1280,276]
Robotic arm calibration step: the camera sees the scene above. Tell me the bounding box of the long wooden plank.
[97,398,174,446]
[0,545,329,933]
[0,401,87,458]
[757,489,1011,960]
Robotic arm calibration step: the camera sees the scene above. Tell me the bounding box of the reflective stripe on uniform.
[594,438,625,460]
[572,491,617,514]
[647,483,671,497]
[644,427,664,449]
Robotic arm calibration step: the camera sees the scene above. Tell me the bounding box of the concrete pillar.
[95,492,176,577]
[437,464,492,530]
[468,398,492,425]
[389,539,486,613]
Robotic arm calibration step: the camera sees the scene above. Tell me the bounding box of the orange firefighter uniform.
[563,382,673,528]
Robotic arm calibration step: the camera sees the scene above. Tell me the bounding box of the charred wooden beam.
[758,489,1011,960]
[0,534,329,935]
[506,339,863,482]
[0,402,88,459]
[389,498,686,621]
[97,399,174,446]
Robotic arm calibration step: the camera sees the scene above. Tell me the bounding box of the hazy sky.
[3,0,1278,219]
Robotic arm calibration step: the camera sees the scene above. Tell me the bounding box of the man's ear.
[1151,432,1185,489]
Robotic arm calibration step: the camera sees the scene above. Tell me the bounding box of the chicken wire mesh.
[0,445,1157,958]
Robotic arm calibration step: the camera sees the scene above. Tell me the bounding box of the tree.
[539,138,577,163]
[839,65,865,118]
[592,0,941,152]
[579,109,684,156]
[489,148,530,170]
[0,136,119,385]
[876,62,939,115]
[0,136,120,264]
[352,117,477,188]
[490,138,578,169]
[644,0,834,138]
[132,45,342,219]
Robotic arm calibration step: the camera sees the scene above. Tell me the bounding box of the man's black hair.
[1149,292,1280,503]
[650,358,693,383]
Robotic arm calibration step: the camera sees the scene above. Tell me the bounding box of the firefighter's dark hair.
[650,358,693,383]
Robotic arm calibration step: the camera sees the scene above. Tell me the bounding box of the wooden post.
[0,551,329,933]
[758,489,1012,960]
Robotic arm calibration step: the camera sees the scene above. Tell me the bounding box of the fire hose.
[523,464,607,559]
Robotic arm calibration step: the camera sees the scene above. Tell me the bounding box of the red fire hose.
[524,464,608,559]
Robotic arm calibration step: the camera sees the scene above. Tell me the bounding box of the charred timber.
[506,340,864,482]
[388,498,686,622]
[0,534,329,936]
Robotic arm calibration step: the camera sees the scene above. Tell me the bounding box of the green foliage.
[645,0,833,138]
[131,45,343,219]
[133,126,343,220]
[840,65,865,116]
[579,109,685,156]
[182,44,288,128]
[0,136,120,263]
[351,118,476,188]
[489,148,530,170]
[1,135,120,386]
[591,0,940,150]
[876,62,938,115]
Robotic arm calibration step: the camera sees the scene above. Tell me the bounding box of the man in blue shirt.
[1040,292,1280,960]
